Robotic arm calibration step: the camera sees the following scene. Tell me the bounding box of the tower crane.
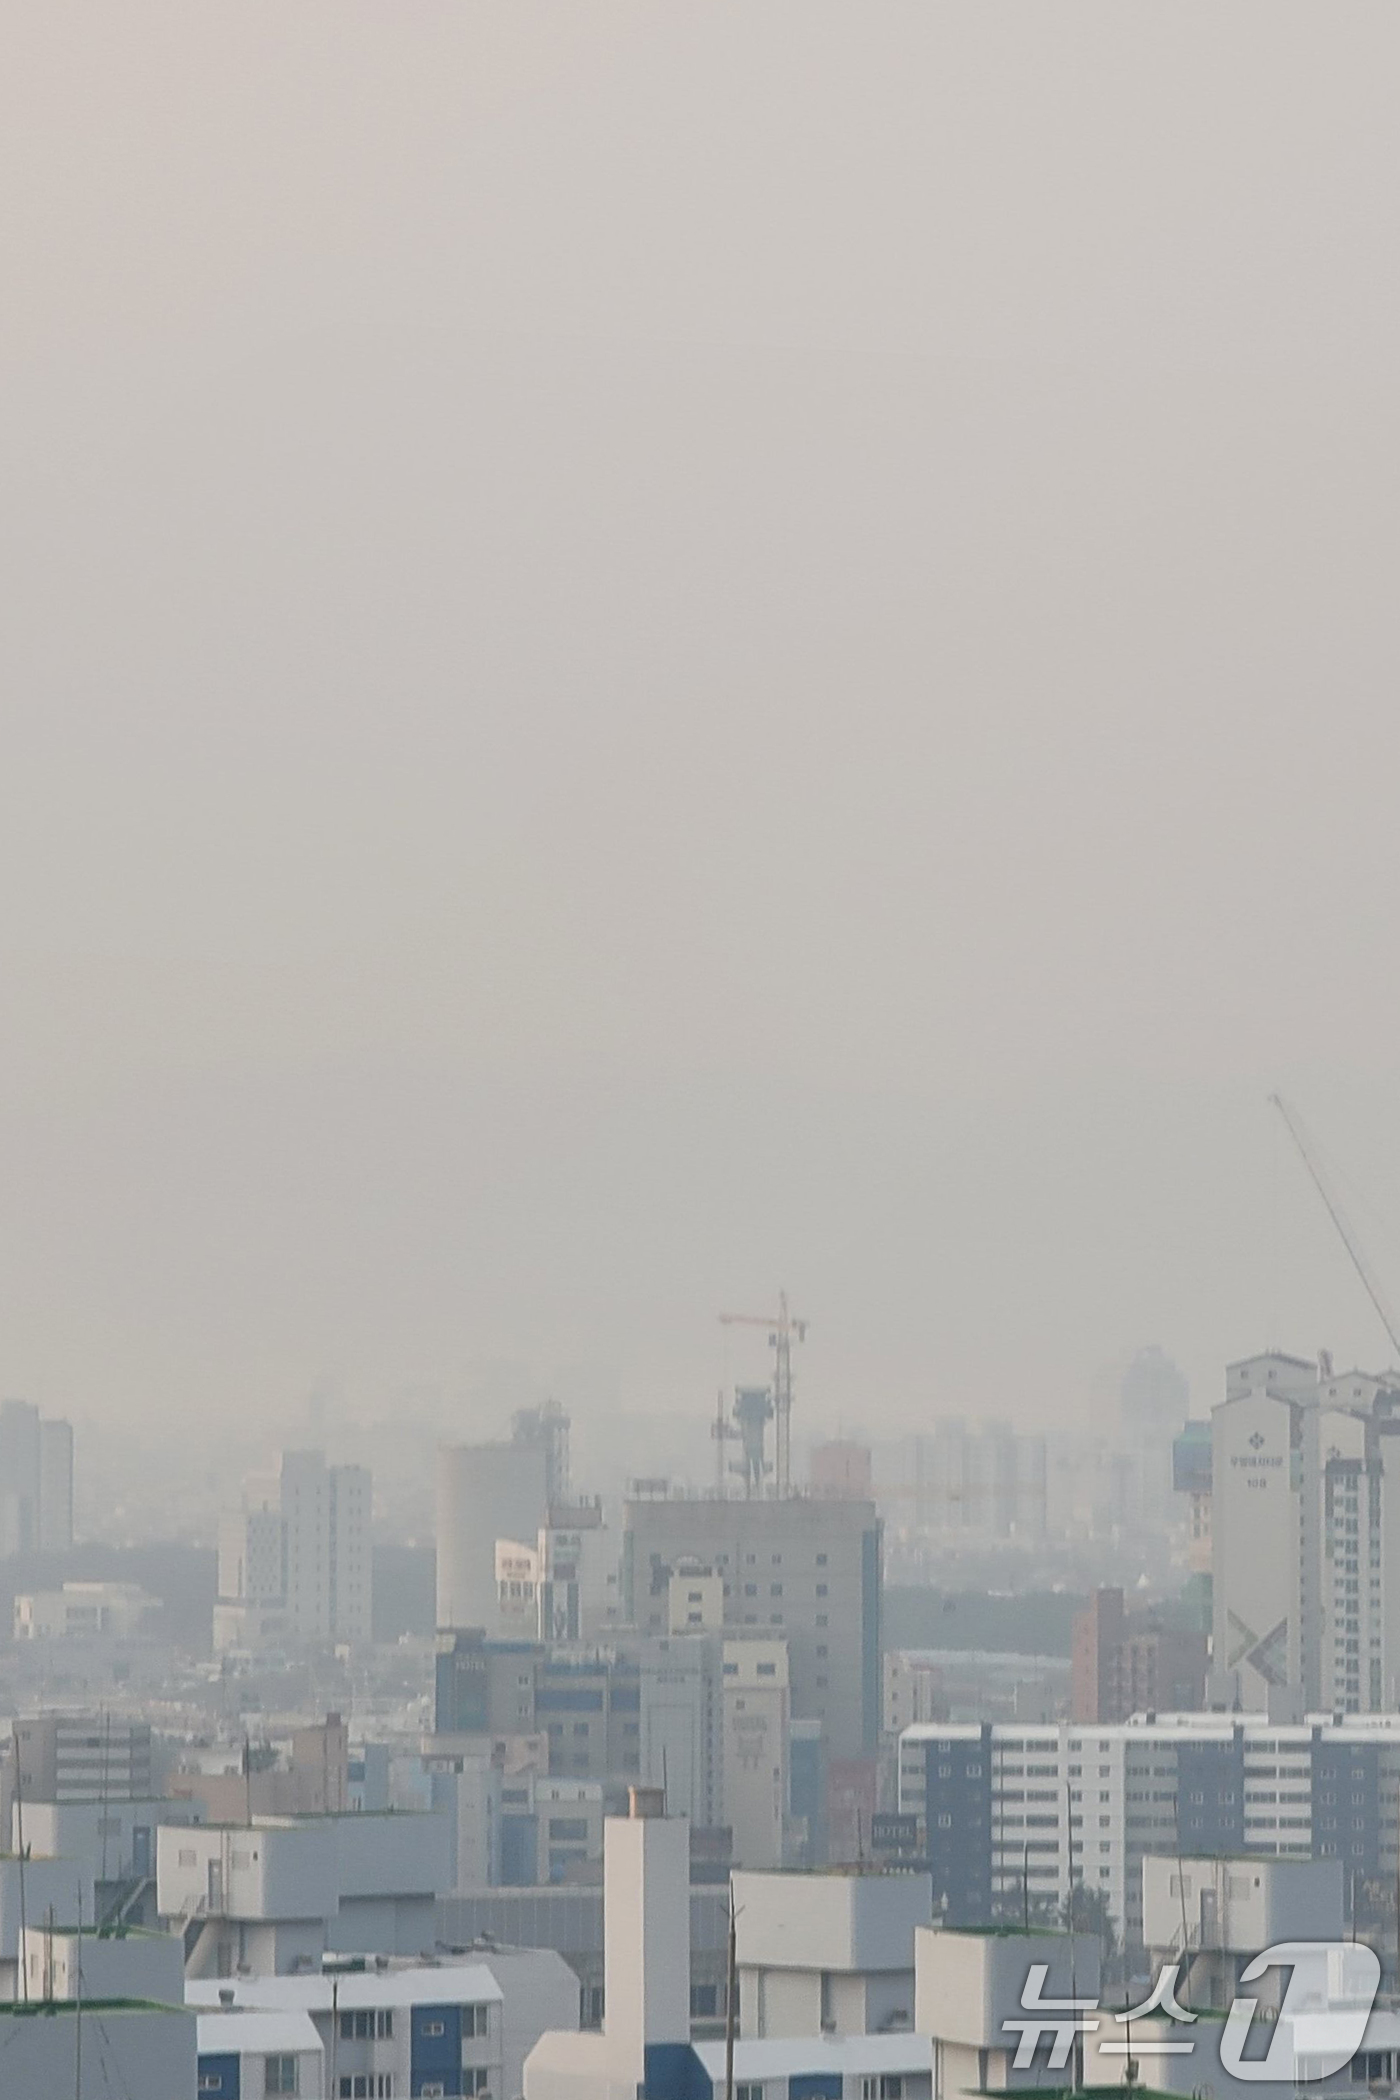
[718,1290,807,1499]
[1268,1093,1400,1364]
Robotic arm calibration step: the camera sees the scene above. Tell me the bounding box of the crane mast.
[718,1290,807,1498]
[1268,1092,1400,1364]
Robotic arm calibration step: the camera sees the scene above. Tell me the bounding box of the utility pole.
[14,1724,28,2003]
[724,1887,738,2100]
[74,1883,83,2100]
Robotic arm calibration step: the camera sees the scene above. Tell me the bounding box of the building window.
[816,1584,828,1597]
[266,2060,299,2096]
[464,2003,490,2037]
[691,1984,718,2017]
[737,2085,763,2100]
[465,2074,491,2096]
[816,1553,827,1565]
[376,2009,394,2039]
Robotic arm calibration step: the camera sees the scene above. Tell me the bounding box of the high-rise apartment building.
[215,1448,371,1650]
[899,1709,1400,1950]
[897,1420,1047,1542]
[1211,1351,1400,1715]
[0,1399,75,1556]
[622,1492,881,1760]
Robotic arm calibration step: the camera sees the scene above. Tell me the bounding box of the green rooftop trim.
[0,1998,188,2018]
[946,1925,1082,1939]
[981,2087,1185,2100]
[23,1922,174,1942]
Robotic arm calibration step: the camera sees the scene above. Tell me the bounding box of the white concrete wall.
[157,1820,338,1924]
[734,1871,932,1975]
[914,1927,1099,2051]
[1143,1854,1343,1954]
[24,1923,184,2003]
[0,2002,194,2096]
[602,1812,690,2069]
[334,1809,451,1897]
[478,1947,582,2100]
[0,1855,95,1959]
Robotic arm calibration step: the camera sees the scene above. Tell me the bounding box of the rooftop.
[186,1961,502,2013]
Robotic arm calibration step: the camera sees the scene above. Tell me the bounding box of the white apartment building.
[191,1958,568,2100]
[899,1709,1400,1948]
[217,1449,372,1651]
[1211,1351,1400,1717]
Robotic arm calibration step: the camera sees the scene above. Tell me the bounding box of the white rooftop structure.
[188,1960,504,2015]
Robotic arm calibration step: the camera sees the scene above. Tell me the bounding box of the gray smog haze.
[4,6,1400,1464]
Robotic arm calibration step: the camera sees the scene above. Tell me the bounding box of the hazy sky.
[5,7,1400,1461]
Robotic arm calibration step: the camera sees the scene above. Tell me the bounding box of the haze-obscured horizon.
[6,7,1400,1473]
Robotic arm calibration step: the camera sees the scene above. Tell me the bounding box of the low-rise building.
[22,1917,185,2004]
[157,1809,451,1976]
[14,1580,160,1641]
[733,1868,932,2040]
[191,1950,576,2100]
[0,1996,195,2096]
[196,2008,325,2099]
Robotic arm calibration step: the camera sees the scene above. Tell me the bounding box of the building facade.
[0,1398,74,1555]
[216,1449,372,1651]
[899,1708,1400,1949]
[622,1493,881,1760]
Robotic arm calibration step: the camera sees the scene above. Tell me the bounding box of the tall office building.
[622,1492,881,1760]
[438,1432,556,1632]
[722,1637,790,1869]
[38,1418,74,1550]
[215,1448,371,1650]
[639,1634,724,1831]
[0,1400,75,1557]
[1119,1344,1190,1533]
